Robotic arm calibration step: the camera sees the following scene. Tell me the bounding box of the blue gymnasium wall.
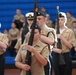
[0,0,76,65]
[0,0,76,32]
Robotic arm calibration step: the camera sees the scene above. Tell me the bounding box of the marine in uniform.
[15,25,50,75]
[14,9,24,21]
[53,12,76,75]
[14,9,25,30]
[21,12,34,44]
[70,21,76,59]
[4,29,12,47]
[45,14,53,28]
[15,29,22,53]
[0,32,8,75]
[72,21,76,38]
[9,21,19,56]
[66,11,76,29]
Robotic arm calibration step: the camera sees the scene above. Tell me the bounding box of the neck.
[17,14,21,16]
[40,24,45,29]
[60,25,65,29]
[33,40,38,45]
[12,27,15,29]
[69,16,72,19]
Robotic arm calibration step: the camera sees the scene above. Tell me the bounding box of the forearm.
[40,35,54,45]
[53,48,62,54]
[33,49,47,66]
[0,41,7,49]
[61,37,72,49]
[11,37,18,40]
[74,47,76,51]
[15,62,24,69]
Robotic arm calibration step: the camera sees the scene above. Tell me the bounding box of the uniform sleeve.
[2,35,9,46]
[53,29,57,43]
[15,46,22,62]
[23,32,30,44]
[47,31,55,42]
[9,29,11,35]
[75,39,76,47]
[68,30,76,46]
[17,29,20,37]
[15,39,20,50]
[8,34,12,46]
[14,15,17,20]
[41,46,49,60]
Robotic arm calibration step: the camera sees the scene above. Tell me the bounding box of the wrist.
[32,48,36,54]
[22,64,24,70]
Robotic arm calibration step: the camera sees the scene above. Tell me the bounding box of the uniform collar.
[33,40,41,47]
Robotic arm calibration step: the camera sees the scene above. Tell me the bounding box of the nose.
[36,19,38,23]
[59,19,61,23]
[36,18,38,22]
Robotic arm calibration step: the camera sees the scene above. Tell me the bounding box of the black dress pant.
[7,40,17,56]
[53,52,72,75]
[0,54,5,75]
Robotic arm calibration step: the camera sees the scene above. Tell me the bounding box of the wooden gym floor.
[5,68,76,75]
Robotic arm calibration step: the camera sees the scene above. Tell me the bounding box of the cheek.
[34,34,37,38]
[74,25,76,28]
[37,21,41,26]
[37,20,41,23]
[30,22,32,24]
[59,21,63,23]
[34,34,39,38]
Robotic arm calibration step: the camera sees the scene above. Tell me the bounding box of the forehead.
[16,9,20,12]
[37,16,44,18]
[34,29,39,32]
[73,22,76,25]
[12,23,16,26]
[67,12,70,14]
[30,29,39,32]
[59,17,65,20]
[27,19,33,21]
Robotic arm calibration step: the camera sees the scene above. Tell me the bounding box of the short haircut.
[30,24,41,33]
[67,11,72,15]
[72,21,76,24]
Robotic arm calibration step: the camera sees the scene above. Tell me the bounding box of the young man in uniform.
[15,12,34,53]
[53,12,76,75]
[23,10,56,75]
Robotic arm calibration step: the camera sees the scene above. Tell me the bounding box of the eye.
[37,18,42,20]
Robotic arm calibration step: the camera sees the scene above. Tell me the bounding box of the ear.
[44,17,46,22]
[39,33,41,37]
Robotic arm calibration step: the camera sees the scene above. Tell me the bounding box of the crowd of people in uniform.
[0,6,76,75]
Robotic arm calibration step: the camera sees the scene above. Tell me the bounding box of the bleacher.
[0,0,76,67]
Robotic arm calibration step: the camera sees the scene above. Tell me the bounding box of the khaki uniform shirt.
[9,28,19,39]
[15,38,21,50]
[15,40,49,75]
[66,17,76,29]
[46,20,53,28]
[14,14,25,20]
[75,40,76,47]
[71,28,76,46]
[57,28,76,53]
[71,28,76,38]
[74,30,76,46]
[0,33,8,55]
[7,34,12,46]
